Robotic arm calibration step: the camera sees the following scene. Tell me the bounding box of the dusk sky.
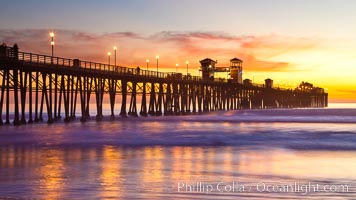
[1,0,356,102]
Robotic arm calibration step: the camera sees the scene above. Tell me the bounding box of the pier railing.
[1,46,213,82]
[0,45,301,90]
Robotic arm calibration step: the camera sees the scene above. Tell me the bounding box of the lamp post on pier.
[49,32,54,57]
[156,55,159,77]
[113,46,117,66]
[176,63,179,73]
[146,59,149,70]
[186,61,189,75]
[107,52,111,65]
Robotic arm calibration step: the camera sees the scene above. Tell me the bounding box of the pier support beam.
[28,72,33,123]
[13,69,20,125]
[79,76,87,122]
[109,79,117,118]
[95,78,104,120]
[164,83,172,115]
[128,82,138,117]
[140,82,148,116]
[20,71,28,124]
[120,80,127,117]
[148,82,156,115]
[0,70,7,125]
[156,83,163,116]
[173,83,180,115]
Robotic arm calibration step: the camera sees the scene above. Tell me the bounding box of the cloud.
[0,29,319,72]
[3,29,353,102]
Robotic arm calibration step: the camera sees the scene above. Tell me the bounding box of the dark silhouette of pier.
[0,44,328,125]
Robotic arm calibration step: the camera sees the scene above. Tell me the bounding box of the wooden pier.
[0,44,328,125]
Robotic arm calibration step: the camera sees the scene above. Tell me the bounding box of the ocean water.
[1,106,356,199]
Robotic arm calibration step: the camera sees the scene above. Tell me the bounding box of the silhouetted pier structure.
[0,44,328,125]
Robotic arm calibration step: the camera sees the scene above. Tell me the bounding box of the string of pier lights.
[106,49,161,77]
[107,46,117,66]
[48,31,119,66]
[47,32,194,77]
[145,57,191,76]
[91,41,192,76]
[48,33,192,77]
[106,51,194,79]
[48,33,119,70]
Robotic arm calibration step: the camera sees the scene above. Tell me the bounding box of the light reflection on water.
[1,146,355,199]
[37,149,64,199]
[1,108,356,199]
[100,146,123,199]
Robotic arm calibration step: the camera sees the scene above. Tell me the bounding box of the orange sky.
[1,29,356,102]
[1,1,356,103]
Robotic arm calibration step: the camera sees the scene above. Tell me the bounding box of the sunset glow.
[2,2,356,199]
[1,0,355,102]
